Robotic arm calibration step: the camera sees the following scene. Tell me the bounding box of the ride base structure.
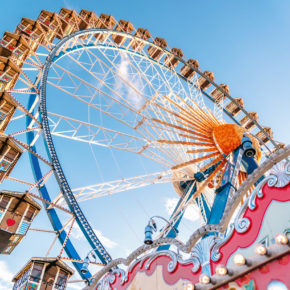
[88,145,290,289]
[0,7,288,290]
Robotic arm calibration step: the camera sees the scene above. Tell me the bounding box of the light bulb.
[216,264,227,276]
[186,283,194,290]
[275,234,288,245]
[255,244,267,256]
[233,254,246,266]
[199,273,210,284]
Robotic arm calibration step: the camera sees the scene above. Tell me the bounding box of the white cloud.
[0,261,14,290]
[70,223,84,240]
[114,52,144,109]
[93,229,117,249]
[165,198,200,222]
[63,0,79,11]
[70,224,117,249]
[124,248,134,257]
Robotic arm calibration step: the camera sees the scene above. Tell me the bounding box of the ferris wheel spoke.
[47,41,216,170]
[8,135,52,167]
[144,105,189,162]
[123,56,202,162]
[47,80,138,128]
[162,93,219,129]
[64,52,145,112]
[46,79,188,166]
[48,112,147,151]
[149,105,212,141]
[89,41,199,143]
[24,54,43,67]
[5,176,35,186]
[47,71,190,164]
[6,93,41,126]
[137,121,189,167]
[153,94,214,133]
[76,41,147,103]
[139,150,174,167]
[142,100,191,163]
[47,64,142,128]
[28,169,54,192]
[135,119,186,166]
[9,54,42,69]
[29,228,57,234]
[58,170,188,203]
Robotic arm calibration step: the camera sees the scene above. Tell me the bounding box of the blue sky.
[1,0,289,144]
[0,0,289,289]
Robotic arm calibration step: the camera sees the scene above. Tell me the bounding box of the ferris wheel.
[0,8,283,287]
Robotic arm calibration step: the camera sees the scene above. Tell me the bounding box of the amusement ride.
[0,8,288,290]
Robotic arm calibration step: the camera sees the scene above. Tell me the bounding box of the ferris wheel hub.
[212,124,261,161]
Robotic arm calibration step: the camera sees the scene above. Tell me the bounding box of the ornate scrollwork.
[234,217,250,233]
[190,255,201,273]
[144,250,178,272]
[190,236,215,272]
[248,178,266,210]
[268,160,290,188]
[211,223,234,262]
[249,160,290,210]
[97,248,206,288]
[130,249,200,275]
[211,199,251,262]
[111,268,127,284]
[95,272,116,290]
